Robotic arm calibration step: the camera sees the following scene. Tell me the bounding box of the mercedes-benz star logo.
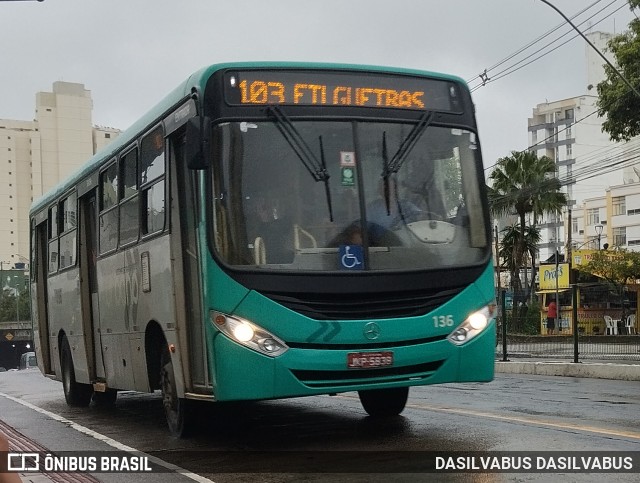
[363,322,381,340]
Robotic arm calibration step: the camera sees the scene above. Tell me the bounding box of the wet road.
[1,369,639,482]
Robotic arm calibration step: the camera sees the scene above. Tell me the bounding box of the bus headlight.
[447,305,494,346]
[211,312,289,357]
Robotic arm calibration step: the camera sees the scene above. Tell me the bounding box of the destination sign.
[224,70,457,111]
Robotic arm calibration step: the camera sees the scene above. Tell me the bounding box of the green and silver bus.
[30,63,495,436]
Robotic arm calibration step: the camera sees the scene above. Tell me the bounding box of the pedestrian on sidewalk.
[0,433,23,483]
[546,299,557,335]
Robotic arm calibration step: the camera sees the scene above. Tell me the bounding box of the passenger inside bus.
[366,178,421,238]
[329,222,364,247]
[249,193,294,264]
[328,220,402,248]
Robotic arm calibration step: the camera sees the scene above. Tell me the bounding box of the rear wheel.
[60,336,93,407]
[358,387,409,417]
[160,348,191,437]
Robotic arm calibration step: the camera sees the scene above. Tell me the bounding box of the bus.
[30,62,495,436]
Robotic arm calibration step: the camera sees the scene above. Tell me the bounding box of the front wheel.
[358,387,409,417]
[160,349,191,437]
[60,336,93,407]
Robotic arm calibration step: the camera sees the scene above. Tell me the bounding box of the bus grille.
[291,360,444,388]
[260,288,461,320]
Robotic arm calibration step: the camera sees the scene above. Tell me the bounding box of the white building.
[573,181,640,251]
[527,31,640,261]
[0,82,120,267]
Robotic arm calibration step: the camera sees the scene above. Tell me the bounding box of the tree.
[0,289,29,323]
[576,248,640,323]
[488,151,567,319]
[596,1,640,141]
[499,224,541,305]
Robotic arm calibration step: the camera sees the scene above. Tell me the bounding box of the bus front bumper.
[211,322,495,401]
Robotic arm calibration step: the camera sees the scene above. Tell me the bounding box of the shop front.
[572,249,638,335]
[537,262,572,334]
[537,251,639,335]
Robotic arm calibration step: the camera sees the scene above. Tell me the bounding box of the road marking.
[337,394,640,441]
[0,391,215,483]
[407,403,640,440]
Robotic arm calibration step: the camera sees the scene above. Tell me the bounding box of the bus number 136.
[433,315,454,327]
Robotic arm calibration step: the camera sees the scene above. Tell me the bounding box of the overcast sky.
[0,0,635,170]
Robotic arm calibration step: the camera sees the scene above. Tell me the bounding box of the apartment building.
[572,182,640,252]
[570,196,606,251]
[527,31,640,261]
[527,94,614,259]
[0,82,120,267]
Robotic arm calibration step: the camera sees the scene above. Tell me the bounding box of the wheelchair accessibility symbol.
[339,245,363,270]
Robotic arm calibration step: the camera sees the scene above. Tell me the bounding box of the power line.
[466,0,604,84]
[477,0,640,201]
[470,0,625,92]
[484,71,640,175]
[484,100,600,172]
[539,0,640,98]
[488,142,640,207]
[490,1,604,72]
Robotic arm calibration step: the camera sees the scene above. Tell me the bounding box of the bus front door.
[33,221,52,375]
[79,191,105,380]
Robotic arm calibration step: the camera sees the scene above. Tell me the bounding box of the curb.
[495,360,640,381]
[17,475,53,483]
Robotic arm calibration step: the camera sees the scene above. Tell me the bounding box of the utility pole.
[566,208,572,263]
[495,225,501,298]
[555,248,560,334]
[567,207,573,283]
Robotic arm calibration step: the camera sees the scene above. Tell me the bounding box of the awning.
[535,289,570,294]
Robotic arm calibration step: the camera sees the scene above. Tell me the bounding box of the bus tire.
[60,336,93,407]
[358,387,409,417]
[160,349,191,437]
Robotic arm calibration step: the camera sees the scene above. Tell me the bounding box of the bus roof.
[30,62,465,216]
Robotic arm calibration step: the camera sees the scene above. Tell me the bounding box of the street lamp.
[595,224,604,250]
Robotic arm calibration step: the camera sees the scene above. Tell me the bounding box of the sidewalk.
[495,357,640,380]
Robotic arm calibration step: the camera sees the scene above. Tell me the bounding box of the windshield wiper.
[380,110,433,217]
[382,110,434,177]
[268,106,334,221]
[382,132,391,216]
[380,132,405,221]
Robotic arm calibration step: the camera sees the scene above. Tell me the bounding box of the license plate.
[347,351,394,369]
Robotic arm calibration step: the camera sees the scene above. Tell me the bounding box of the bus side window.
[30,219,37,282]
[59,192,77,269]
[99,162,119,253]
[119,148,139,245]
[48,204,59,274]
[140,126,166,235]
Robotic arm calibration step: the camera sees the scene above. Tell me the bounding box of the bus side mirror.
[185,116,211,169]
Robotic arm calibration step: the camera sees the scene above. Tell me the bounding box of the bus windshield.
[212,120,488,272]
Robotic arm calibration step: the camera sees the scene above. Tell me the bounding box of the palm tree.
[489,151,567,318]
